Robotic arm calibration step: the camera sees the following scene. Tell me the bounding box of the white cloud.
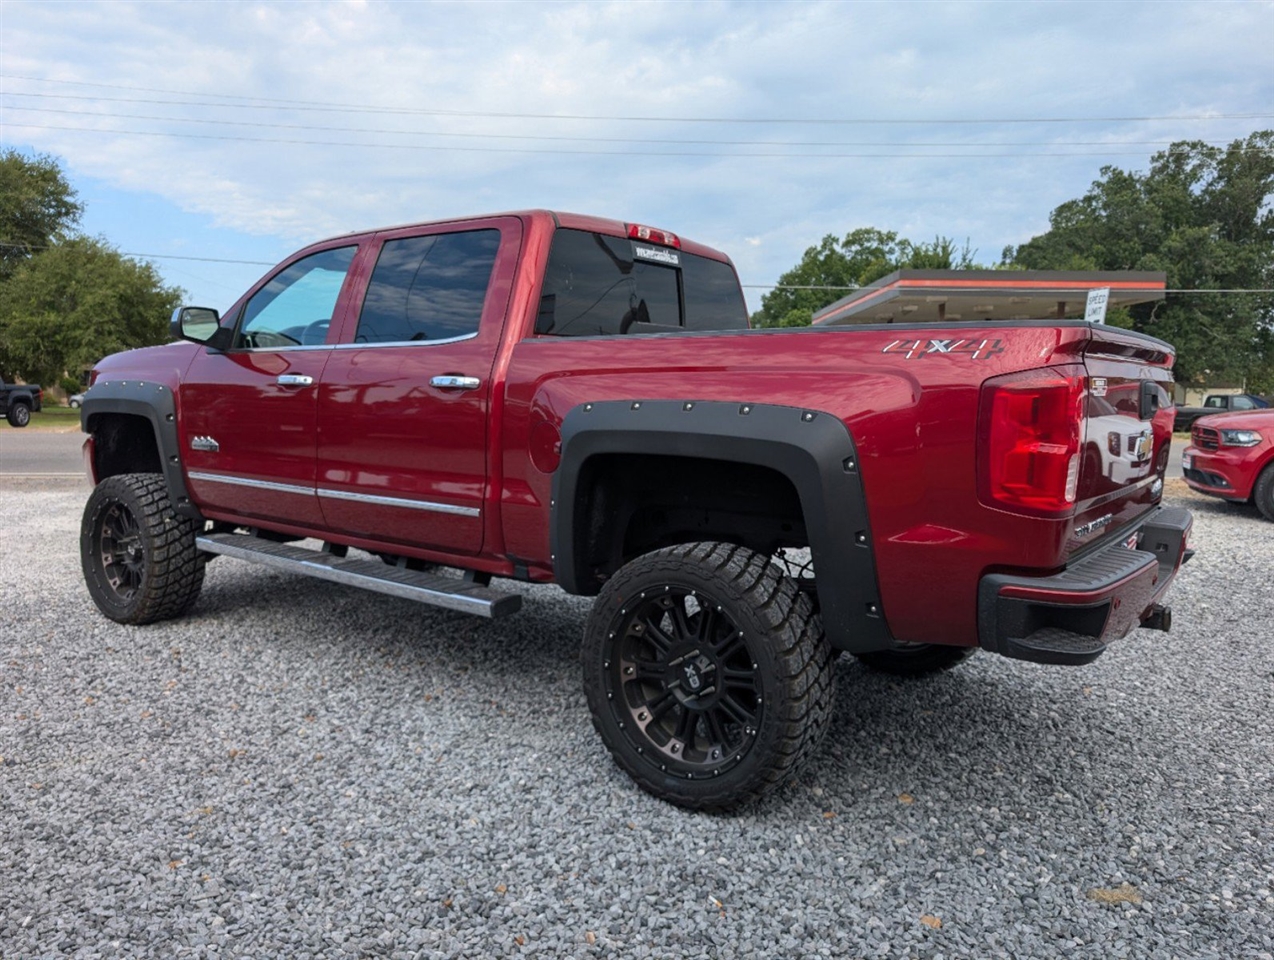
[3,0,1271,309]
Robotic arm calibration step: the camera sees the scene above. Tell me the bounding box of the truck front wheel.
[81,473,205,625]
[582,542,834,810]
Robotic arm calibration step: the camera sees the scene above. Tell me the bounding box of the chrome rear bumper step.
[195,533,522,619]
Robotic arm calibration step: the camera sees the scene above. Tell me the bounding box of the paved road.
[0,429,85,476]
[1167,435,1185,475]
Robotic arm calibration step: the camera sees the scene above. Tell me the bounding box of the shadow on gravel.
[187,554,1177,820]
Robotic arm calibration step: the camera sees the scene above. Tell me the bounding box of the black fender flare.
[550,399,892,653]
[81,378,202,520]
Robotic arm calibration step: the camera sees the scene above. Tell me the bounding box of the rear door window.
[537,228,746,337]
[355,229,501,344]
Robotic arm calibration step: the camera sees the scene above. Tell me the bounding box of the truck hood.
[93,340,201,383]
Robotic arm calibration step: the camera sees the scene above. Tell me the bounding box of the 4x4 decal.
[882,337,1006,360]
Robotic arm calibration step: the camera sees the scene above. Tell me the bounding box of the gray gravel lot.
[2,478,1272,959]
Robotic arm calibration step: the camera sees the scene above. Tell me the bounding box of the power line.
[0,241,273,265]
[0,244,1267,292]
[12,120,1259,160]
[1,103,1249,150]
[3,83,1270,126]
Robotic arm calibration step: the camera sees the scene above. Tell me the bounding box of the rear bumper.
[977,505,1193,665]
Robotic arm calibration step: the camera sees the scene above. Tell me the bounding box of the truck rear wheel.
[1255,463,1274,522]
[7,402,31,427]
[854,642,975,676]
[81,473,205,625]
[582,542,834,810]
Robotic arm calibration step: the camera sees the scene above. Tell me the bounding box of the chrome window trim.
[227,333,482,354]
[317,487,480,517]
[334,332,480,350]
[231,344,336,354]
[187,471,315,497]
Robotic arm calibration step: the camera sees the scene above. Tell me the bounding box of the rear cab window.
[536,228,747,337]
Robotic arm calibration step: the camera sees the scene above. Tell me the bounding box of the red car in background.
[1182,410,1274,520]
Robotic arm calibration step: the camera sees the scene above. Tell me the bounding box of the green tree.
[753,229,979,327]
[0,150,83,281]
[0,237,181,387]
[1005,131,1274,391]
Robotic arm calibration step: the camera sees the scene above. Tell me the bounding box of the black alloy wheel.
[81,473,205,625]
[583,542,833,810]
[96,500,146,601]
[604,585,763,779]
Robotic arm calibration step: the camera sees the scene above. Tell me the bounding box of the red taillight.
[626,223,681,248]
[979,367,1085,516]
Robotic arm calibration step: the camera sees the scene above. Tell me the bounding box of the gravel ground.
[2,478,1271,959]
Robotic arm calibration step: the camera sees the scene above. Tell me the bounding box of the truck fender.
[81,379,203,520]
[550,399,893,653]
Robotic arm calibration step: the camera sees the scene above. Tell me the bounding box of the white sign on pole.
[1084,287,1111,323]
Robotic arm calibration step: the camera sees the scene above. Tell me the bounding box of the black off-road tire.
[1255,462,1274,522]
[582,542,834,810]
[854,643,976,676]
[7,402,31,427]
[81,473,205,625]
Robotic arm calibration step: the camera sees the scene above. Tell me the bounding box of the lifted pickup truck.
[1,377,43,427]
[78,211,1193,808]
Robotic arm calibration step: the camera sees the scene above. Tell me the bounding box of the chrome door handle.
[430,375,481,390]
[276,374,314,387]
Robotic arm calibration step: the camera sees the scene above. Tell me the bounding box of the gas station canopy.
[811,270,1167,325]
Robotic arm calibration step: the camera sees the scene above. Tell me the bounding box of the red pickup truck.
[78,211,1193,808]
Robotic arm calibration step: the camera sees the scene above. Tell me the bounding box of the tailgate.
[1071,325,1176,557]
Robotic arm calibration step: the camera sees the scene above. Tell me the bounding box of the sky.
[2,0,1272,315]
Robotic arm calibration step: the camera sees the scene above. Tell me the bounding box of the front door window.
[236,246,357,349]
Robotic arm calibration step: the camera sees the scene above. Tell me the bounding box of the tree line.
[752,131,1274,393]
[0,151,180,392]
[2,134,1272,393]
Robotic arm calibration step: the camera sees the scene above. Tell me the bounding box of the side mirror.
[171,306,230,350]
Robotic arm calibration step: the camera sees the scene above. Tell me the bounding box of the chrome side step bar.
[195,533,522,619]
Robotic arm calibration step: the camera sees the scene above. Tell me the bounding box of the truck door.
[315,216,522,555]
[180,243,363,528]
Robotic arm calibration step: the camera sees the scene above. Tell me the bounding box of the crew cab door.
[315,217,522,555]
[180,242,364,528]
